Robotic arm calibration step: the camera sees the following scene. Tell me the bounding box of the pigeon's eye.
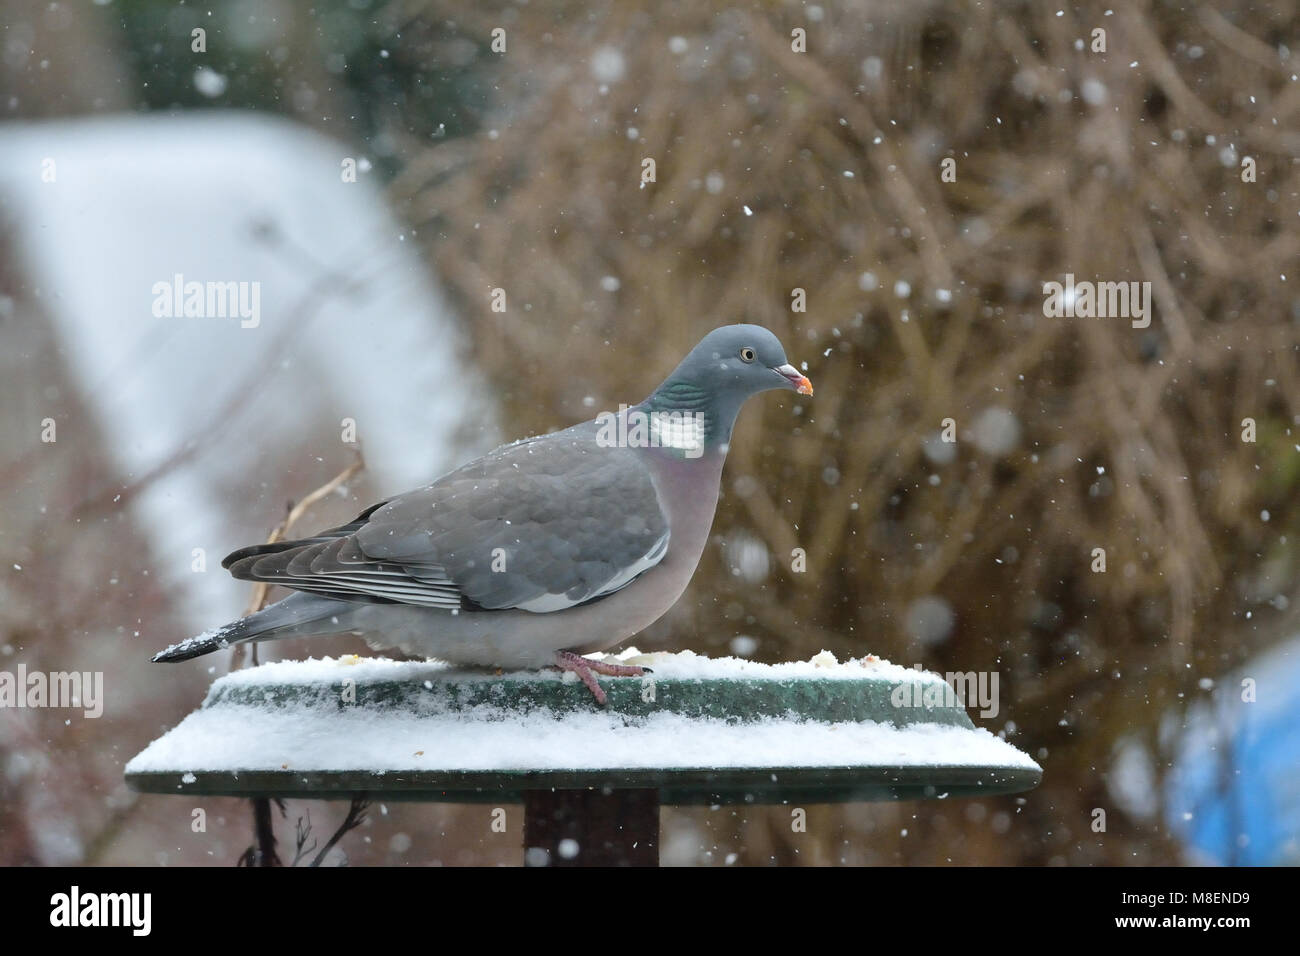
[739,347,756,363]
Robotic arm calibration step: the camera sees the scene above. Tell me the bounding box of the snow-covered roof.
[0,112,489,631]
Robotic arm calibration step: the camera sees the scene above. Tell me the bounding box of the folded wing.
[223,424,670,613]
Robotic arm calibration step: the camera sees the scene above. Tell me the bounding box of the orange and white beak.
[775,363,814,396]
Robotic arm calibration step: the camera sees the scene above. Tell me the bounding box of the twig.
[241,449,367,619]
[309,796,369,867]
[290,810,320,867]
[232,452,365,860]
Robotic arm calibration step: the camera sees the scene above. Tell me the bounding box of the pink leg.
[554,651,649,705]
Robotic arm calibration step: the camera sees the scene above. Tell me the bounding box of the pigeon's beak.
[775,363,814,396]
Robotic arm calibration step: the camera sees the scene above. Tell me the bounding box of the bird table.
[124,651,1041,865]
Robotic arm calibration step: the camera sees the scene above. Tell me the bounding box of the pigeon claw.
[553,651,649,706]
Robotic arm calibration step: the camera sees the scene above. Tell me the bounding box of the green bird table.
[125,650,1041,866]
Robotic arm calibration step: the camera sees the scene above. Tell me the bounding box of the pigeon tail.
[151,592,352,662]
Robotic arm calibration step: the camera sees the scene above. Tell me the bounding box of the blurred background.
[1,0,1298,865]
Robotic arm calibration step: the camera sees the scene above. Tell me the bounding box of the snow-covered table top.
[125,650,1041,804]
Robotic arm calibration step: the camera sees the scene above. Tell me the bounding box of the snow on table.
[190,646,946,688]
[125,651,1041,795]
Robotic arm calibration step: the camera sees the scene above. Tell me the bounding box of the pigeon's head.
[673,324,814,400]
[641,324,813,449]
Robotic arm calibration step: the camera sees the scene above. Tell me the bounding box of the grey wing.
[223,425,670,613]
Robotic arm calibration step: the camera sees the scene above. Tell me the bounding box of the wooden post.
[523,789,659,866]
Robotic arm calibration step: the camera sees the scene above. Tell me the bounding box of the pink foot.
[554,651,650,705]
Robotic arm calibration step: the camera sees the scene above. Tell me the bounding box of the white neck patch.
[649,409,706,456]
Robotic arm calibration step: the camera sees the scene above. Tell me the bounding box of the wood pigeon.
[153,324,813,703]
